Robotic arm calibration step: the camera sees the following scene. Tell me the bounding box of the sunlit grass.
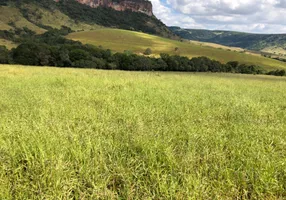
[0,64,285,199]
[21,4,101,31]
[0,5,101,35]
[67,28,286,71]
[0,39,17,49]
[0,6,46,34]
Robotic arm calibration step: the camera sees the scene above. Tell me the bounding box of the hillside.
[0,5,100,33]
[170,27,286,55]
[0,0,176,39]
[56,0,154,16]
[67,28,286,70]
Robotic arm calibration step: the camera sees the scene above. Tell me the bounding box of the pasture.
[67,28,286,71]
[0,65,285,199]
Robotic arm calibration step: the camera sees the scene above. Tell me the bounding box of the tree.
[0,46,9,64]
[267,69,286,76]
[143,48,152,55]
[12,43,52,66]
[69,49,90,62]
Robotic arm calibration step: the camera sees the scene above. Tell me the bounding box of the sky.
[150,0,286,33]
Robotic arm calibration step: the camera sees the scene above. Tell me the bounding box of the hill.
[170,27,286,56]
[0,5,100,33]
[67,28,286,70]
[56,0,154,16]
[0,64,285,199]
[0,0,176,39]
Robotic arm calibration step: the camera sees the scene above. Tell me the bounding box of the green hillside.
[0,6,46,34]
[170,27,286,55]
[0,0,175,38]
[0,5,100,33]
[0,39,17,50]
[67,29,286,70]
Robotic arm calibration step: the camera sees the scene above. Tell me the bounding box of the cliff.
[56,0,153,16]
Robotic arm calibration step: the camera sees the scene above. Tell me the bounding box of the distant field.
[0,65,285,199]
[67,29,286,70]
[189,40,246,52]
[262,46,286,56]
[189,40,263,57]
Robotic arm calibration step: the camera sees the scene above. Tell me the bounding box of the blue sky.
[150,0,286,33]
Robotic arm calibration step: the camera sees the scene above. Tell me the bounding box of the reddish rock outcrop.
[56,0,153,16]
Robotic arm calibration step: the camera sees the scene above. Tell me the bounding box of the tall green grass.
[0,65,285,199]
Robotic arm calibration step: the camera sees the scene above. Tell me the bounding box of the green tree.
[12,43,52,66]
[0,46,9,64]
[69,49,91,62]
[143,48,152,55]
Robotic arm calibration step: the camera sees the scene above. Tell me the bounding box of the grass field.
[189,40,246,52]
[0,64,285,199]
[67,28,286,71]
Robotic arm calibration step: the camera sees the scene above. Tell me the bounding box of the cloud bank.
[150,0,286,33]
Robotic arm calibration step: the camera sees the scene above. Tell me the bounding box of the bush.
[0,46,9,64]
[267,70,286,76]
[143,48,152,55]
[69,49,91,62]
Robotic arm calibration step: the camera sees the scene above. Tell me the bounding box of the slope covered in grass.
[20,4,101,31]
[0,6,45,34]
[67,29,286,70]
[1,0,176,39]
[0,65,285,199]
[0,39,17,49]
[0,5,100,33]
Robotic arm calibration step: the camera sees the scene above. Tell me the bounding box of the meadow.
[67,29,286,71]
[0,65,285,199]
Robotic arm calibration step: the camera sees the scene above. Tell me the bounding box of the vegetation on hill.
[1,27,285,76]
[0,65,285,199]
[0,6,46,34]
[56,0,176,38]
[0,0,175,39]
[170,27,286,55]
[67,29,286,71]
[0,39,17,49]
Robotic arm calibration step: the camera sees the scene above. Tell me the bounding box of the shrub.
[143,48,152,55]
[0,46,9,64]
[267,70,286,76]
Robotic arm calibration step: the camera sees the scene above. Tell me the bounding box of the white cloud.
[150,0,286,33]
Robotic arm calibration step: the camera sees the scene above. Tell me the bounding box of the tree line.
[0,27,285,76]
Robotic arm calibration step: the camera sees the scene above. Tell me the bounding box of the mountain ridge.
[0,0,177,38]
[55,0,153,16]
[170,26,286,56]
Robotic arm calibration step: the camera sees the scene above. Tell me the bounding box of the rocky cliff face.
[56,0,153,16]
